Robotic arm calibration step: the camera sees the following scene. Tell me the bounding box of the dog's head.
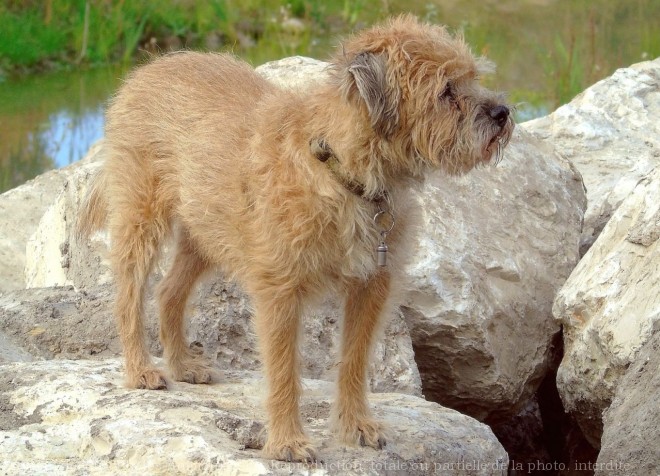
[332,15,514,176]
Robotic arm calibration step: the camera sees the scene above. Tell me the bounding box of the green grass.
[0,10,68,66]
[0,1,238,70]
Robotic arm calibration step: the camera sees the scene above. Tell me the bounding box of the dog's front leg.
[254,290,317,462]
[333,271,390,449]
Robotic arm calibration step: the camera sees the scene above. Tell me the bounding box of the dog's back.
[78,52,276,251]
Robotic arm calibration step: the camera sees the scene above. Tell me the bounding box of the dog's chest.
[334,207,382,280]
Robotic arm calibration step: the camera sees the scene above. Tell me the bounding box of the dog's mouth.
[486,133,505,164]
[484,119,514,165]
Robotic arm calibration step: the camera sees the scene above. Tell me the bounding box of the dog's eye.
[439,84,455,102]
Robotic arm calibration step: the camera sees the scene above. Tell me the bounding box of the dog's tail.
[76,167,109,240]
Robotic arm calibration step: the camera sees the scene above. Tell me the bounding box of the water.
[0,65,126,192]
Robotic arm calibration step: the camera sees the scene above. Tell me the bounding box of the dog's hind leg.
[158,230,214,384]
[254,289,317,462]
[108,163,169,390]
[333,271,390,449]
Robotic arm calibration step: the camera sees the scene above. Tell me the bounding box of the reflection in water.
[1,134,53,194]
[43,107,105,168]
[0,66,125,193]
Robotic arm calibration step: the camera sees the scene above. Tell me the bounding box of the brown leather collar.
[310,138,387,203]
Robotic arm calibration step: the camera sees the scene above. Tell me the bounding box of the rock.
[188,280,421,395]
[0,286,121,361]
[0,359,509,475]
[596,332,660,476]
[0,331,33,364]
[0,281,421,395]
[553,166,660,447]
[403,127,586,423]
[25,158,109,289]
[256,56,330,90]
[522,58,660,250]
[0,142,102,293]
[499,333,599,471]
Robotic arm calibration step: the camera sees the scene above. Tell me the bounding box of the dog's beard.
[486,119,514,166]
[477,113,514,167]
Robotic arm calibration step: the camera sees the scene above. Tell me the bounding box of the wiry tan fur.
[77,15,513,462]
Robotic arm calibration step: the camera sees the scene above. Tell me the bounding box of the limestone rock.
[596,332,660,476]
[0,331,33,364]
[256,56,329,89]
[0,359,509,475]
[0,280,421,395]
[403,127,586,423]
[0,286,121,361]
[553,166,660,447]
[523,58,660,250]
[25,157,109,289]
[0,142,102,293]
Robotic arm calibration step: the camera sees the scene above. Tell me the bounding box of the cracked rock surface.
[0,359,508,475]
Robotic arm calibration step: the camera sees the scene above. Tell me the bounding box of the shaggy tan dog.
[78,15,513,462]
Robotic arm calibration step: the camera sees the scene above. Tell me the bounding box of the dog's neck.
[310,137,387,203]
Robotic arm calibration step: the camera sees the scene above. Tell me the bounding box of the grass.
[0,1,233,71]
[0,9,68,66]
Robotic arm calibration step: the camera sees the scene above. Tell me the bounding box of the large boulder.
[596,332,660,476]
[0,359,509,475]
[553,166,660,447]
[0,142,102,293]
[523,58,660,251]
[403,127,586,423]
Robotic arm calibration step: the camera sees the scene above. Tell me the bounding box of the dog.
[78,15,513,462]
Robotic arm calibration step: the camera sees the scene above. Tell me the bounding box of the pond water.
[1,0,658,193]
[0,65,127,192]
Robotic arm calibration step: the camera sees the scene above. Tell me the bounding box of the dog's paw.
[357,419,387,450]
[335,415,387,450]
[263,437,319,463]
[134,368,168,390]
[169,355,214,384]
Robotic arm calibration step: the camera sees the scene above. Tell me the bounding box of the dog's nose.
[489,105,509,127]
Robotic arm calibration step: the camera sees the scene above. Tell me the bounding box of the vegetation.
[2,1,659,110]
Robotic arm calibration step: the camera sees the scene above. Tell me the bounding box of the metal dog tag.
[377,241,388,267]
[373,198,394,268]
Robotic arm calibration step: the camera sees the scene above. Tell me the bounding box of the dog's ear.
[344,52,400,138]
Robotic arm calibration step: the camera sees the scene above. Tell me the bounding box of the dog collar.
[310,138,387,203]
[311,138,394,266]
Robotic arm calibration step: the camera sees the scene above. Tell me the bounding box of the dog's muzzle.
[489,105,510,128]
